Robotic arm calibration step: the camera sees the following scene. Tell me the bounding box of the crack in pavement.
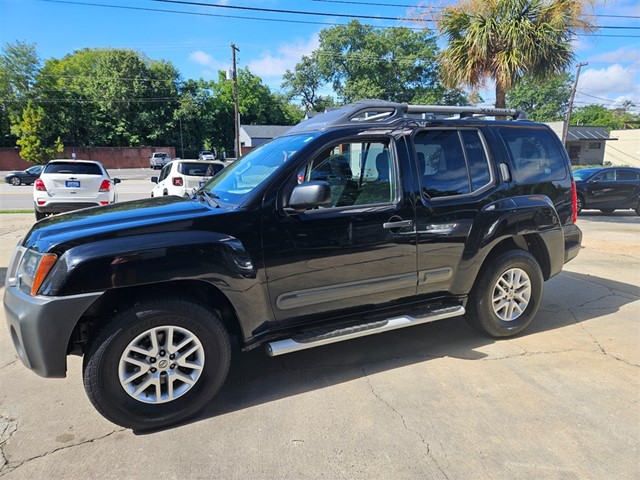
[360,365,450,480]
[569,310,640,368]
[0,428,126,477]
[0,359,18,371]
[0,417,18,473]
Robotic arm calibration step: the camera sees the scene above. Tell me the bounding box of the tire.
[576,194,584,214]
[10,177,21,186]
[465,249,543,338]
[635,202,640,216]
[83,297,231,430]
[35,210,46,221]
[600,209,615,214]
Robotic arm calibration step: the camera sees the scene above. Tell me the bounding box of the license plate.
[66,180,81,188]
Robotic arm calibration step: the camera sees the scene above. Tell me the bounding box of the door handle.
[383,219,413,229]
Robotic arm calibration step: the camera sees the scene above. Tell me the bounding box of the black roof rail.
[288,100,527,133]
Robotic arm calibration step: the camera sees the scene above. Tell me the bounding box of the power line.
[153,0,640,30]
[311,0,640,19]
[36,0,640,36]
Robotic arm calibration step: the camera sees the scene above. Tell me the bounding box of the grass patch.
[0,210,33,214]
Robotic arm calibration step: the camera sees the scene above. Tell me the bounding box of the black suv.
[4,101,582,430]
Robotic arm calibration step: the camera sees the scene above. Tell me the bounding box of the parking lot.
[0,209,638,479]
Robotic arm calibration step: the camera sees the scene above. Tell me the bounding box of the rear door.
[614,168,640,208]
[43,161,105,200]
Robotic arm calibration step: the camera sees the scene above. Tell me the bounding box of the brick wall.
[0,147,176,171]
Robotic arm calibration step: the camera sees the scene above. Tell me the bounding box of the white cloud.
[248,34,320,78]
[576,64,640,108]
[587,47,640,65]
[188,50,228,79]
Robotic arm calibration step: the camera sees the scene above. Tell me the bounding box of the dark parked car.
[4,100,582,430]
[573,167,640,215]
[4,164,44,186]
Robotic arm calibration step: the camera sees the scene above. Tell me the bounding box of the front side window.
[415,129,492,199]
[594,170,615,182]
[297,139,396,208]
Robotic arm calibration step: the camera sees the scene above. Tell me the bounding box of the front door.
[261,136,417,327]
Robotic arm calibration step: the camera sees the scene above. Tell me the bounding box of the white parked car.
[151,159,225,197]
[198,150,215,161]
[33,159,120,220]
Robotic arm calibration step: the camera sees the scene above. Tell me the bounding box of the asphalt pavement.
[0,211,638,479]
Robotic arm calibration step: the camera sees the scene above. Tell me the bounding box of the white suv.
[33,159,120,220]
[151,159,225,197]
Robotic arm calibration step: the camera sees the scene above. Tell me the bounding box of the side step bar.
[266,305,465,357]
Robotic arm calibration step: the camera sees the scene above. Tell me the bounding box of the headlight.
[17,250,57,296]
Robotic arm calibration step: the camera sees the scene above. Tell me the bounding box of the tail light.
[99,180,111,192]
[34,179,47,191]
[172,177,183,187]
[571,179,578,223]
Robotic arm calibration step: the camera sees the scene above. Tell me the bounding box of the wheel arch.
[70,280,243,356]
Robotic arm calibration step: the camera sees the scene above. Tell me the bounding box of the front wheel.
[83,298,231,430]
[10,177,21,186]
[465,250,543,338]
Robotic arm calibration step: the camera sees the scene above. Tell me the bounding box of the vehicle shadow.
[136,269,638,434]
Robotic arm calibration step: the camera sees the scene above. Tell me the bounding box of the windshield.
[199,133,318,205]
[573,169,597,181]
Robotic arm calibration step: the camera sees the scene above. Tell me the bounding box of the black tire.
[635,202,640,216]
[465,249,543,338]
[83,297,231,430]
[576,194,584,214]
[600,209,615,214]
[10,177,21,186]
[35,210,46,221]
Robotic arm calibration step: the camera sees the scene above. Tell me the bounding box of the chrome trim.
[276,272,417,310]
[266,305,465,356]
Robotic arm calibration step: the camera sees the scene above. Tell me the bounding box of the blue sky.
[1,0,639,112]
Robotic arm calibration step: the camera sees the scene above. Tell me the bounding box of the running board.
[266,305,465,357]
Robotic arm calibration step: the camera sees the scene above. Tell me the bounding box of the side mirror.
[151,176,158,183]
[287,181,331,212]
[113,178,121,185]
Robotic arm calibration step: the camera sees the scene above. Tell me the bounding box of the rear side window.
[617,169,639,181]
[178,162,223,176]
[498,127,567,182]
[415,129,492,199]
[44,162,103,175]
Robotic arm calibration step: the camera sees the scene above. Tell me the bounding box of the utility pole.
[562,62,588,147]
[231,43,241,159]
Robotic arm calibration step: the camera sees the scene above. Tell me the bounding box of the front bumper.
[4,247,103,377]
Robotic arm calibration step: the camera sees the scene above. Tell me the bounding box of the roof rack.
[289,100,527,133]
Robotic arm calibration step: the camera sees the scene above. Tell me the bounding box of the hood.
[23,196,228,252]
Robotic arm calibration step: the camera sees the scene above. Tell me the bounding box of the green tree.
[506,72,572,121]
[284,21,465,106]
[0,41,41,146]
[433,0,596,108]
[11,101,63,163]
[571,104,640,130]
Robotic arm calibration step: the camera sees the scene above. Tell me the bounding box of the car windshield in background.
[572,169,597,181]
[44,162,103,175]
[201,133,318,205]
[179,162,223,176]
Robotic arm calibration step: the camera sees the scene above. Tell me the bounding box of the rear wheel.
[83,298,231,430]
[635,202,640,216]
[466,250,543,337]
[576,194,585,214]
[35,210,46,221]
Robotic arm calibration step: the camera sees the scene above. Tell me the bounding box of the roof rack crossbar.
[405,104,527,120]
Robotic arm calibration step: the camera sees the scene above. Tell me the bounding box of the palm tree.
[435,0,596,108]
